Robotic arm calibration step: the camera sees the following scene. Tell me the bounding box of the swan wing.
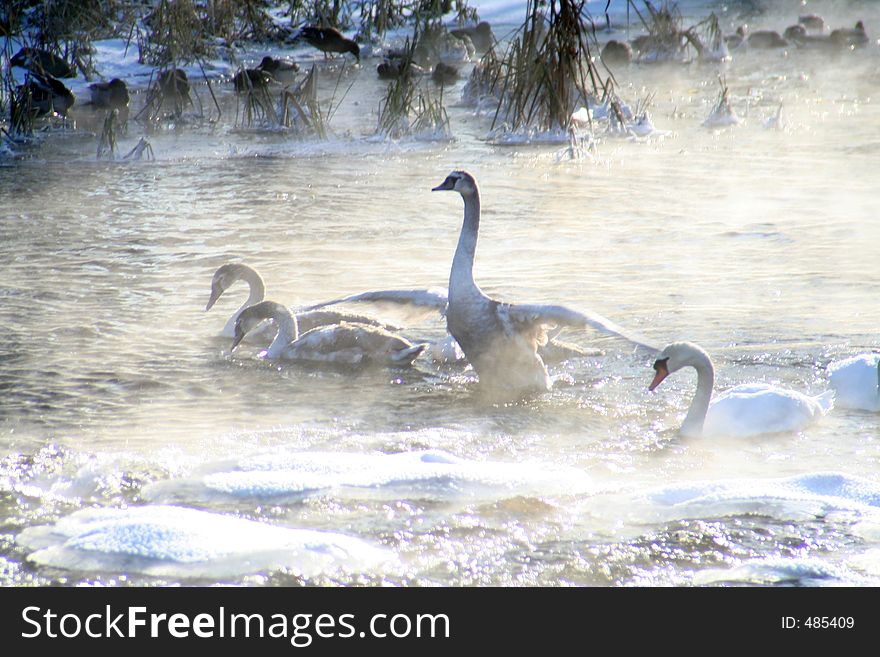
[295,309,402,333]
[505,302,659,353]
[298,288,449,324]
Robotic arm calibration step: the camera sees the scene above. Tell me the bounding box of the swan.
[232,300,426,367]
[827,353,880,412]
[298,287,604,365]
[206,263,399,340]
[432,170,657,396]
[207,263,270,338]
[649,342,834,437]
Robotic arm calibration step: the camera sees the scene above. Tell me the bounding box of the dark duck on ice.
[296,26,360,61]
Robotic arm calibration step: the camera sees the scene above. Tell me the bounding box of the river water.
[1,0,879,586]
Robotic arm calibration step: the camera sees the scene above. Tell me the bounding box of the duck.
[296,26,360,62]
[600,40,633,66]
[206,263,398,340]
[827,353,880,412]
[232,300,426,367]
[648,342,834,437]
[377,57,427,80]
[431,171,657,397]
[19,73,76,117]
[799,14,826,32]
[724,26,747,50]
[450,21,495,53]
[745,30,789,49]
[432,62,459,85]
[256,56,300,85]
[830,21,869,49]
[10,47,76,78]
[232,67,274,93]
[782,24,837,50]
[156,68,192,104]
[88,78,130,112]
[783,24,807,42]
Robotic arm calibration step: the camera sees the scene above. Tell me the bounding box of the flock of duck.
[601,12,870,65]
[208,170,879,439]
[8,9,873,134]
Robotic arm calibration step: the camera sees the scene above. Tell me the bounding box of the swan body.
[233,300,426,367]
[827,354,880,412]
[301,286,608,366]
[432,171,657,397]
[649,342,834,437]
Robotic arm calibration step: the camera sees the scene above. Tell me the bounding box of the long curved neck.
[681,352,715,437]
[449,188,481,296]
[223,268,266,335]
[265,308,298,359]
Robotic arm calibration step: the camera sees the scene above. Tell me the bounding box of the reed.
[234,67,277,128]
[279,64,329,137]
[488,0,603,137]
[375,65,450,139]
[96,108,118,160]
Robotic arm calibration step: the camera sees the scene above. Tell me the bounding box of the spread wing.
[298,288,448,324]
[506,302,659,353]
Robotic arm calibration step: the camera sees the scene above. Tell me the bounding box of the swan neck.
[450,188,480,293]
[241,267,266,305]
[266,309,298,359]
[222,268,266,335]
[681,355,715,437]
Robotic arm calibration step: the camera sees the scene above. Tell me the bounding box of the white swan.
[232,300,426,367]
[649,342,834,437]
[431,170,657,396]
[206,263,399,339]
[827,353,880,412]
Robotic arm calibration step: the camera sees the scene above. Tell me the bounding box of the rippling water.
[2,0,880,587]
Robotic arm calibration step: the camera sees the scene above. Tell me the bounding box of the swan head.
[207,263,258,311]
[231,300,287,351]
[649,342,712,391]
[432,170,478,195]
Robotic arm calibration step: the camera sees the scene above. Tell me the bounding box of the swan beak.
[432,176,456,192]
[230,333,244,352]
[649,360,669,391]
[206,285,222,311]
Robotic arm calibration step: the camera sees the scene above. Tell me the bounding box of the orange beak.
[649,361,669,391]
